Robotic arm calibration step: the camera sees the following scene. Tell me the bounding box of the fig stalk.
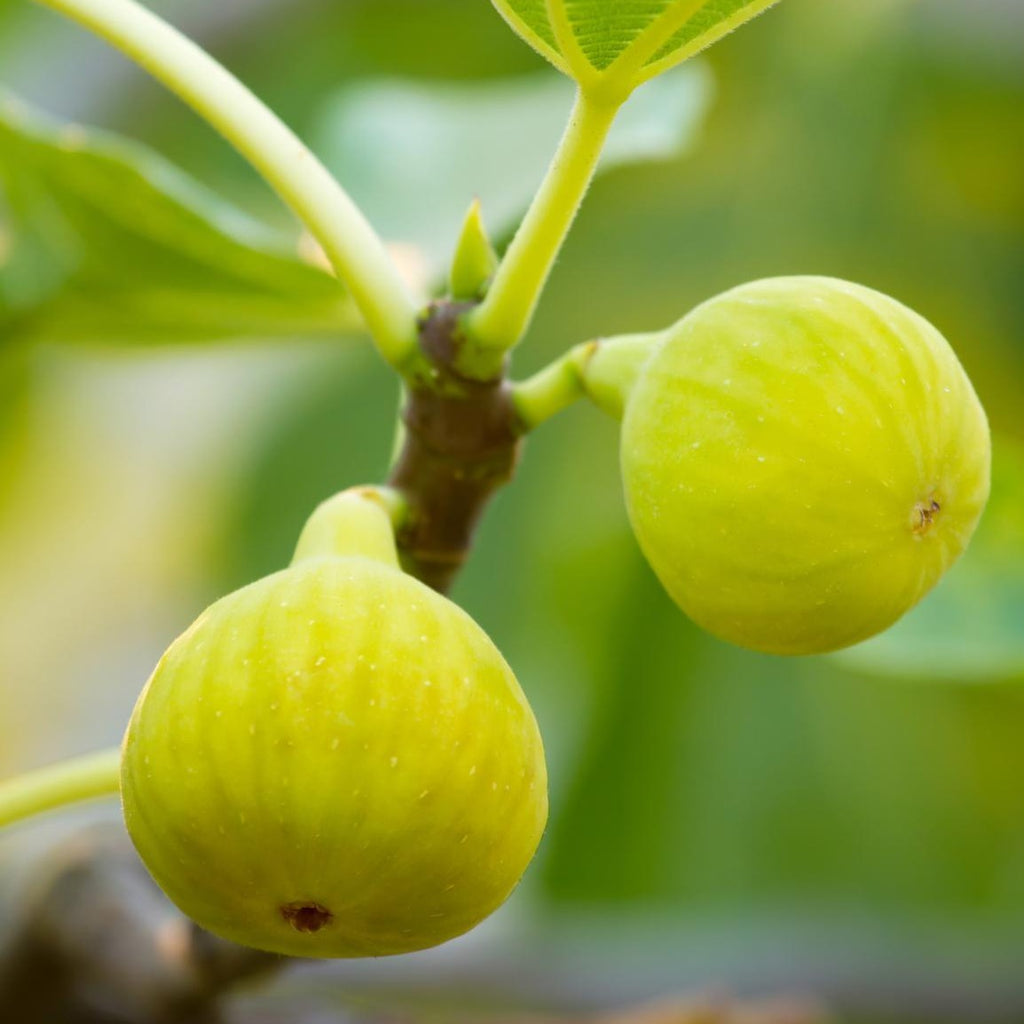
[0,749,120,830]
[512,332,661,428]
[35,0,419,369]
[292,487,406,567]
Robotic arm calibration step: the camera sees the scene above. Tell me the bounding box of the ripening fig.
[620,276,991,656]
[121,492,547,958]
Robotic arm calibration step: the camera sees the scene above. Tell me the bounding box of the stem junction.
[460,89,620,376]
[34,0,419,369]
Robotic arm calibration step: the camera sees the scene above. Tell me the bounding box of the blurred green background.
[2,0,1024,1019]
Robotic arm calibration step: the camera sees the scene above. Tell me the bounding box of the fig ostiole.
[121,487,547,958]
[618,276,991,656]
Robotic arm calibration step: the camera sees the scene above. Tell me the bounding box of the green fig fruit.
[121,494,547,958]
[621,276,991,656]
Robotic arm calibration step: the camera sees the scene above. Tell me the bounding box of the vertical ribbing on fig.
[35,0,419,370]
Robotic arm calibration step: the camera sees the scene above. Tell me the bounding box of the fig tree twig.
[388,300,524,592]
[0,827,281,1023]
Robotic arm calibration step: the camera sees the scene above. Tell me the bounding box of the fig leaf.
[0,92,360,346]
[490,0,780,97]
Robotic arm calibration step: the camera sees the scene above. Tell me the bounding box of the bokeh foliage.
[2,0,1024,1000]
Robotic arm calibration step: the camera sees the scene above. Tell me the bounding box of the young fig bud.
[121,491,547,958]
[620,277,991,656]
[450,198,498,301]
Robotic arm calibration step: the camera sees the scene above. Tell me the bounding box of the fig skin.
[121,554,547,958]
[621,276,991,656]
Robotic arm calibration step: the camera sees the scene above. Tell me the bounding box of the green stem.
[602,0,707,91]
[512,341,596,428]
[34,0,419,369]
[512,330,661,428]
[461,89,619,375]
[292,485,406,568]
[0,748,121,830]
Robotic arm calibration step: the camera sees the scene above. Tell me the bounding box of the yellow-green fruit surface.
[122,557,547,957]
[621,276,991,655]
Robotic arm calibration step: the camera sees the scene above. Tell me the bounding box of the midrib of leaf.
[547,0,595,84]
[655,0,754,56]
[597,0,708,94]
[566,0,673,72]
[494,0,571,75]
[645,0,781,75]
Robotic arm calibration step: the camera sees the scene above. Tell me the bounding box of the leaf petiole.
[460,88,620,377]
[33,0,420,370]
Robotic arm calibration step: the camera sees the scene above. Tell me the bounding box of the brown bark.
[387,300,524,593]
[0,827,279,1023]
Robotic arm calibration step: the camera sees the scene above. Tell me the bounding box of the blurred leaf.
[5,0,1020,964]
[541,555,1024,919]
[0,154,75,331]
[500,0,1024,935]
[0,92,361,346]
[0,343,32,478]
[0,342,30,419]
[216,347,400,593]
[312,67,711,268]
[831,437,1024,683]
[449,198,499,300]
[491,0,778,91]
